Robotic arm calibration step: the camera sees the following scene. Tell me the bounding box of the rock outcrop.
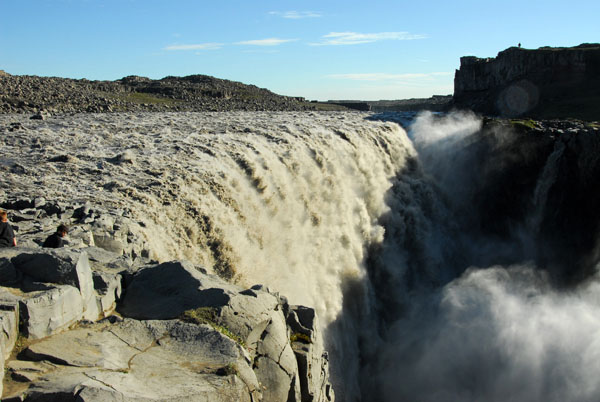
[0,177,336,400]
[453,44,600,120]
[0,248,334,401]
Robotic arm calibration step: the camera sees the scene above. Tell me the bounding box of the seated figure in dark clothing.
[43,224,69,248]
[0,209,17,247]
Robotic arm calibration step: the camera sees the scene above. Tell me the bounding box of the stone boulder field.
[0,112,345,401]
[0,71,345,114]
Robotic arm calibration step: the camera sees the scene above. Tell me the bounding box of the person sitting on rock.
[43,224,69,248]
[0,209,17,247]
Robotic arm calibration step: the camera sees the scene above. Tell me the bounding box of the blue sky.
[1,1,598,101]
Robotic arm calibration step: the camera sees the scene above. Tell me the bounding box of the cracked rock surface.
[6,319,256,402]
[1,248,334,401]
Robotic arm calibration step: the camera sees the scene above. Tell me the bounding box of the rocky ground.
[0,70,346,114]
[1,249,333,401]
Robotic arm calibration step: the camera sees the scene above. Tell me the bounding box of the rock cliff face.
[431,117,600,285]
[453,44,600,120]
[0,249,334,401]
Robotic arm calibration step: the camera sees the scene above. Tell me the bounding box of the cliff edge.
[453,43,600,120]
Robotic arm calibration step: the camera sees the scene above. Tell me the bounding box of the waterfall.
[4,110,600,402]
[358,112,600,402]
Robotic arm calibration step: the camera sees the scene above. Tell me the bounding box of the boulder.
[0,255,20,286]
[11,249,98,320]
[11,249,93,294]
[30,111,50,120]
[0,301,18,398]
[288,306,334,402]
[93,232,124,255]
[92,271,122,317]
[247,310,301,402]
[118,260,238,320]
[220,286,282,339]
[0,301,19,357]
[83,246,133,271]
[16,284,84,339]
[119,261,334,401]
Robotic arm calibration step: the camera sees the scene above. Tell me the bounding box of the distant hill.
[453,43,600,120]
[0,72,347,113]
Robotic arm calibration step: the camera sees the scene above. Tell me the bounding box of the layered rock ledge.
[453,43,600,120]
[0,248,334,401]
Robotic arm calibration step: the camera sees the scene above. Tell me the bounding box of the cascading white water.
[1,111,416,399]
[124,113,416,326]
[361,112,600,402]
[4,111,599,402]
[128,112,418,399]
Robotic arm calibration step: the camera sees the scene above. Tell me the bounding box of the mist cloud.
[375,265,600,402]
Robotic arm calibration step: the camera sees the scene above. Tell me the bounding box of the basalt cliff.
[453,43,600,120]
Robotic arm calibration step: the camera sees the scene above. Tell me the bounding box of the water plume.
[375,265,600,402]
[359,111,600,402]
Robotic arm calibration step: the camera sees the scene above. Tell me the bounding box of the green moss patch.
[510,119,538,130]
[180,307,245,346]
[290,332,312,344]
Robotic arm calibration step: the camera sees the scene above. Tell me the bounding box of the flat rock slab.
[25,325,140,370]
[4,318,259,402]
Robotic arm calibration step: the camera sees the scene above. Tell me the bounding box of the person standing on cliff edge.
[0,209,17,247]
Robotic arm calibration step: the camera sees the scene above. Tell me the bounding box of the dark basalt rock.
[453,44,600,120]
[449,118,600,285]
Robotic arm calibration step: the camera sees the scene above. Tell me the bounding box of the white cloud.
[164,43,223,51]
[236,38,297,46]
[269,11,322,19]
[312,31,427,46]
[242,50,280,54]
